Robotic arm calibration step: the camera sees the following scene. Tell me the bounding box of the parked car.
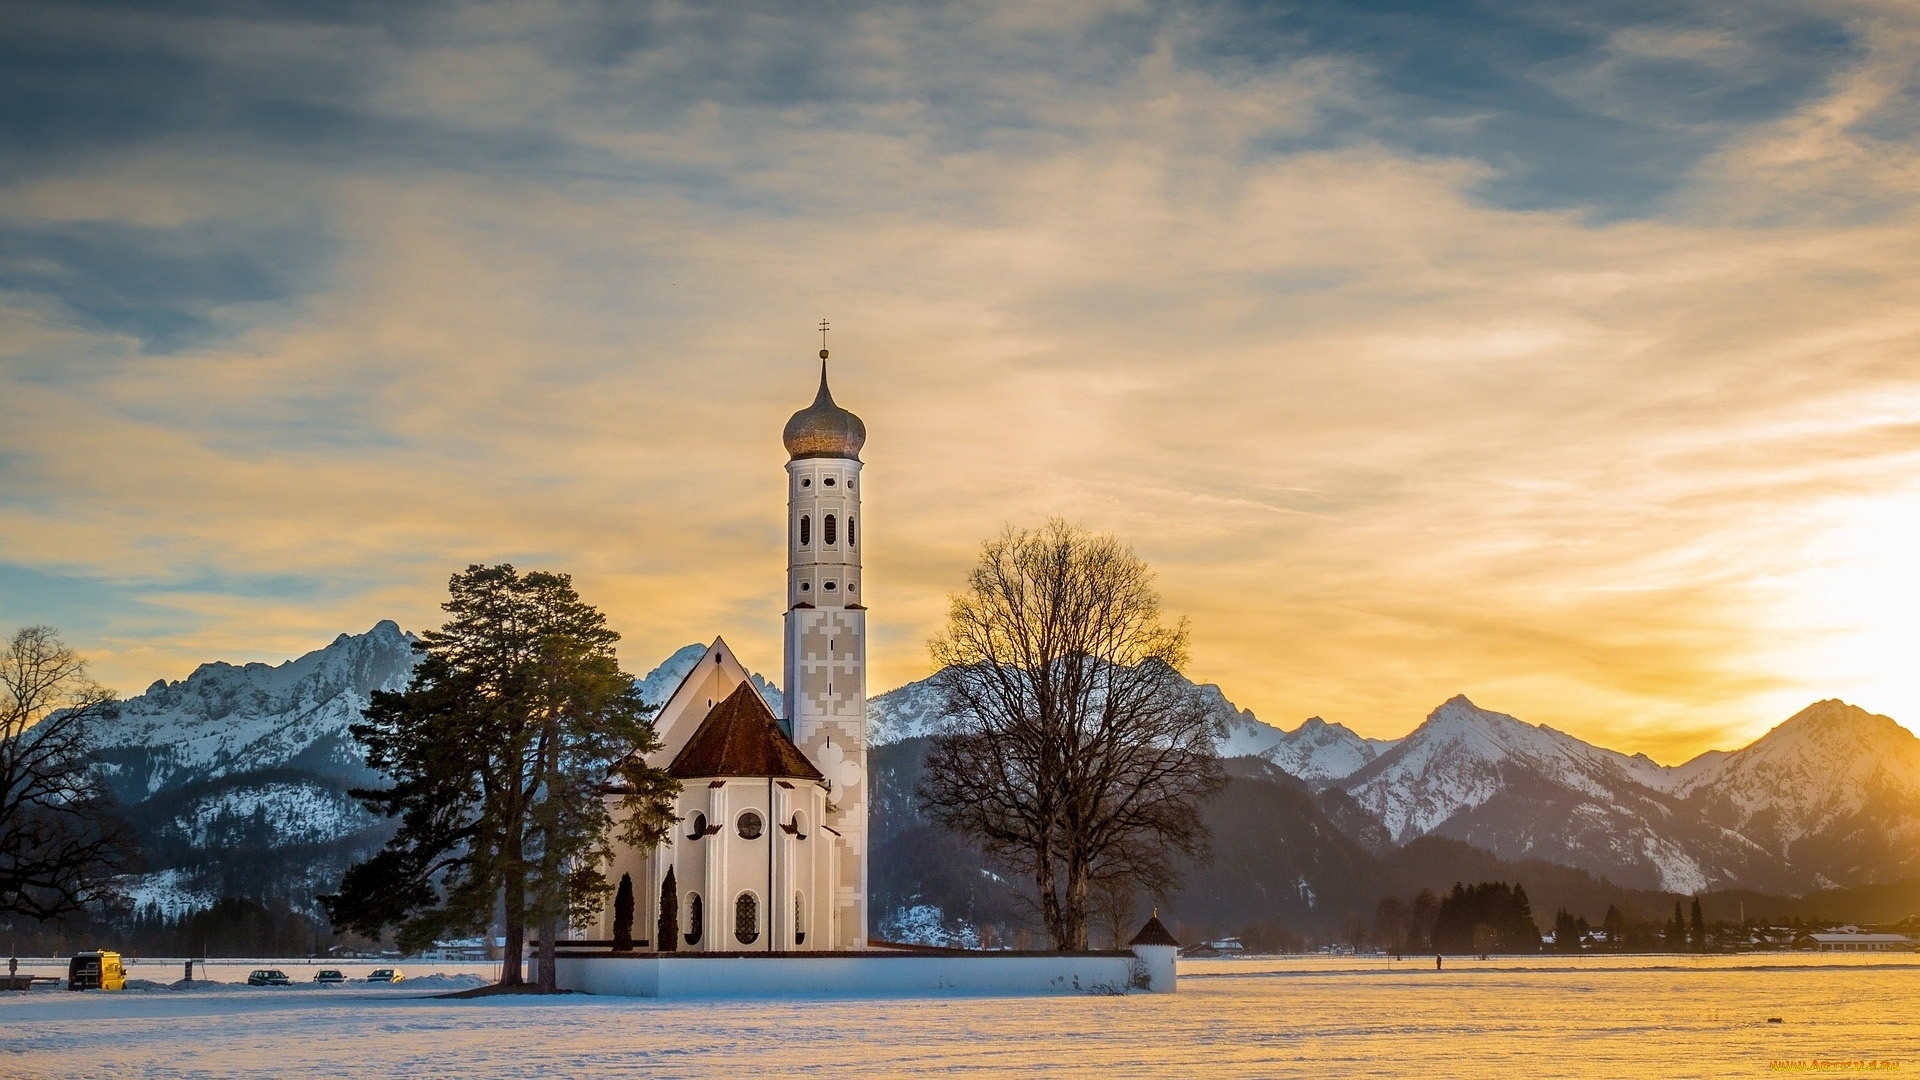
[246,969,291,986]
[365,968,404,983]
[313,969,346,985]
[67,951,126,991]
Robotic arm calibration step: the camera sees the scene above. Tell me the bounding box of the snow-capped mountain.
[93,621,424,915]
[1337,696,1728,893]
[1667,700,1920,887]
[865,674,951,746]
[89,623,1920,917]
[94,619,421,800]
[863,668,1377,775]
[1265,716,1397,785]
[1342,696,1665,843]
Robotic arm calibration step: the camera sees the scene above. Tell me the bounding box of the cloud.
[2,0,1918,761]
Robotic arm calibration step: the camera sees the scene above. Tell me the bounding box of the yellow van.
[68,951,126,991]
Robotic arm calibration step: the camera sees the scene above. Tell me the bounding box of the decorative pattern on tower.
[782,343,869,949]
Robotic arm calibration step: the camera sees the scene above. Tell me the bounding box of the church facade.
[592,358,870,952]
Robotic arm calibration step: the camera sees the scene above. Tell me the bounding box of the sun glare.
[1768,487,1920,728]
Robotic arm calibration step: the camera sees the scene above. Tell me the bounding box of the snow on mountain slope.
[165,781,375,847]
[1196,683,1290,759]
[1341,696,1667,842]
[1674,701,1920,832]
[1670,701,1920,883]
[1331,695,1785,893]
[92,620,422,799]
[866,674,950,746]
[864,668,1305,767]
[1266,716,1395,785]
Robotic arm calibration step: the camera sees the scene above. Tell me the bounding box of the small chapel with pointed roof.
[589,349,871,953]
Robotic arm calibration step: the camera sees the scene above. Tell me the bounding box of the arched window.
[823,514,837,545]
[685,893,703,946]
[791,810,807,840]
[848,516,856,547]
[735,893,760,945]
[686,812,708,841]
[737,811,763,840]
[795,892,806,946]
[799,515,811,546]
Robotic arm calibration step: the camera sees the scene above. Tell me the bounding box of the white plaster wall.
[554,952,1155,997]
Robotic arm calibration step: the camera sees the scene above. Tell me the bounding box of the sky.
[2,0,1918,763]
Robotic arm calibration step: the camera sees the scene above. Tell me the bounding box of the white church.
[558,346,1180,993]
[589,352,872,953]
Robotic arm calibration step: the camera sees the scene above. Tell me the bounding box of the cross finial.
[818,318,831,360]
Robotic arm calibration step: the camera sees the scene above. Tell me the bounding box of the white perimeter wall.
[554,951,1170,997]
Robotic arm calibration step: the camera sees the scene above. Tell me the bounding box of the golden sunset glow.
[4,0,1919,764]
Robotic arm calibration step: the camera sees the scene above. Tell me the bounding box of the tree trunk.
[501,834,526,986]
[1036,855,1070,951]
[536,710,562,992]
[537,915,558,992]
[1059,855,1090,951]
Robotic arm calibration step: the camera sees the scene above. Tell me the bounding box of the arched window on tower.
[735,893,760,945]
[795,891,806,946]
[848,516,856,547]
[799,515,811,546]
[824,514,837,545]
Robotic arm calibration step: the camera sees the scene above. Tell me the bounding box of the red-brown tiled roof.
[666,681,824,781]
[1128,914,1180,948]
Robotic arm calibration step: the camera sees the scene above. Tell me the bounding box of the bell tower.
[781,326,868,950]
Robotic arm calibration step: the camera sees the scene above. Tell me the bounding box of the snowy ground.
[6,954,1918,1078]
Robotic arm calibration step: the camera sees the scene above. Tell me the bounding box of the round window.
[737,811,763,840]
[687,812,709,840]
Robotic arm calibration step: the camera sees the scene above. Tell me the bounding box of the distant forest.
[5,898,345,959]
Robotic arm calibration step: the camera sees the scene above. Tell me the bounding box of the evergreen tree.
[612,873,635,952]
[1689,896,1706,952]
[1602,904,1627,952]
[323,564,680,988]
[656,865,678,953]
[1553,908,1581,953]
[1431,882,1542,954]
[1408,888,1440,954]
[1664,901,1686,951]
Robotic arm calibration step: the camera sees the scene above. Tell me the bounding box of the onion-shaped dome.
[783,362,866,461]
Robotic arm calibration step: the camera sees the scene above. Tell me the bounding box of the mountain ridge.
[85,624,1920,918]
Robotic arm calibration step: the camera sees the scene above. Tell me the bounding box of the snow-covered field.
[6,954,1917,1078]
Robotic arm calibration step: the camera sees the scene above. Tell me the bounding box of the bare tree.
[1,626,131,920]
[918,520,1225,951]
